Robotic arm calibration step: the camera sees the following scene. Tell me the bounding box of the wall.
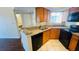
[47,11,51,25]
[21,13,33,27]
[32,8,37,26]
[15,7,37,27]
[62,9,69,26]
[69,7,79,13]
[16,14,23,27]
[62,10,69,22]
[0,7,20,38]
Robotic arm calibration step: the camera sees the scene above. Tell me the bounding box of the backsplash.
[36,22,47,26]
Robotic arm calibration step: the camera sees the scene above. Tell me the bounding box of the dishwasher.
[31,33,43,51]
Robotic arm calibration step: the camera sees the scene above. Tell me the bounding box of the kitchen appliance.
[59,29,72,49]
[68,12,79,22]
[69,25,79,32]
[31,33,43,51]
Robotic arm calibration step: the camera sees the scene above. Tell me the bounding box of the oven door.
[69,25,79,32]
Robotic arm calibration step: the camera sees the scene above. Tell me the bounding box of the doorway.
[16,14,23,31]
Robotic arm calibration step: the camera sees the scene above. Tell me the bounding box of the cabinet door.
[36,7,48,22]
[36,7,44,22]
[49,28,60,39]
[43,30,49,44]
[68,35,78,51]
[75,40,79,51]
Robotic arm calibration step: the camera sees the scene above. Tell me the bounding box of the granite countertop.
[23,27,52,36]
[23,26,68,36]
[72,33,79,36]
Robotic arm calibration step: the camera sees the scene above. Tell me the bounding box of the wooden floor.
[0,38,24,51]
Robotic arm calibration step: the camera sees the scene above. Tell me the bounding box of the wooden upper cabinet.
[36,7,48,22]
[36,7,44,22]
[68,35,79,51]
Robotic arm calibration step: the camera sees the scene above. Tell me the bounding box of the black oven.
[69,25,79,32]
[59,29,72,49]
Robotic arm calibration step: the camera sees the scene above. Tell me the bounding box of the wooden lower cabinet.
[49,28,60,39]
[43,30,50,44]
[68,35,79,51]
[42,28,60,44]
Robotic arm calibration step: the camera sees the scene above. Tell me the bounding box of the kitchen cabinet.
[36,7,48,22]
[43,28,61,44]
[75,40,79,51]
[49,28,60,39]
[68,34,79,51]
[43,30,50,44]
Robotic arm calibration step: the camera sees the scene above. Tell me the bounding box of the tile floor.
[38,39,68,51]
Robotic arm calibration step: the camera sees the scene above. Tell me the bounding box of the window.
[50,12,63,25]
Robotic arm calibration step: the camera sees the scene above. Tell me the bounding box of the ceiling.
[14,7,35,14]
[46,7,69,12]
[14,7,69,14]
